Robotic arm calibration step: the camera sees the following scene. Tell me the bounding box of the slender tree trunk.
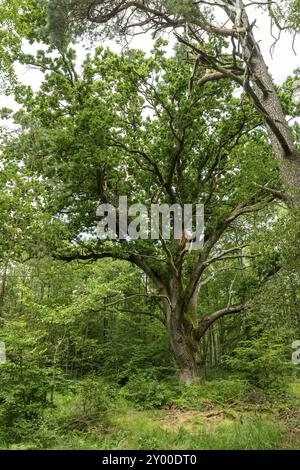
[0,260,9,314]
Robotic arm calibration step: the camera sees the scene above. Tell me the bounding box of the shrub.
[206,378,250,403]
[119,371,177,409]
[53,377,119,432]
[172,378,250,410]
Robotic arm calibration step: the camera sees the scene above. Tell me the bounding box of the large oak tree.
[5,42,282,382]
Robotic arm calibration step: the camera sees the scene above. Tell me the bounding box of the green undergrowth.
[1,376,300,450]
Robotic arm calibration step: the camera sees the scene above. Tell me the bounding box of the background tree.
[44,0,300,203]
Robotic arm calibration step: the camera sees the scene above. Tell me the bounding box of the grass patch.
[108,410,284,450]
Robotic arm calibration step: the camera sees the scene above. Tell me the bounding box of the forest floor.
[3,379,300,450]
[106,405,300,450]
[30,405,300,450]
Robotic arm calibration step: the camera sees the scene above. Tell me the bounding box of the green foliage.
[47,0,72,46]
[283,0,300,32]
[226,329,291,394]
[173,378,250,410]
[0,376,119,449]
[75,377,118,419]
[203,378,250,404]
[46,0,91,46]
[0,322,52,444]
[119,375,250,411]
[119,372,177,410]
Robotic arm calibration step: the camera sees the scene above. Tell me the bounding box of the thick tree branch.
[182,193,274,313]
[194,303,249,340]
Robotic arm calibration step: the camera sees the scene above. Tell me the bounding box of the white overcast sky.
[0,7,299,119]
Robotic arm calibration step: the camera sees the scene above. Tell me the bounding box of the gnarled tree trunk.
[163,278,247,384]
[165,284,203,384]
[167,310,203,384]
